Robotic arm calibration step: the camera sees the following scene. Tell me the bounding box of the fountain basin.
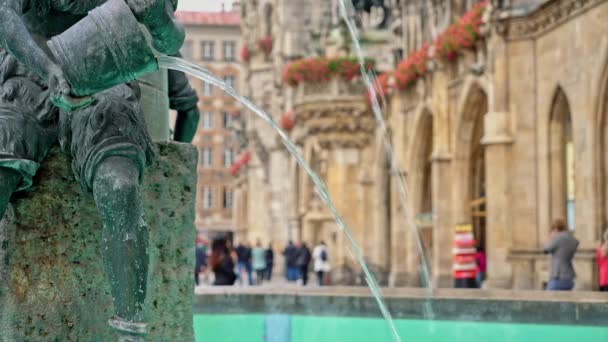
[193,287,608,341]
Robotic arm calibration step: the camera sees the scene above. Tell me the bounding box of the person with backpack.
[295,241,312,285]
[313,241,330,286]
[283,241,298,282]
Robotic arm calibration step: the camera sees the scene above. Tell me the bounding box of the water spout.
[156,56,403,342]
[337,0,435,323]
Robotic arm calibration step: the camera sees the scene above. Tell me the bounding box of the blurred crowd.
[194,219,608,291]
[194,238,331,287]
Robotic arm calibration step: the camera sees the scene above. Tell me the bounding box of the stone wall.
[0,142,197,341]
[194,287,608,326]
[386,0,608,289]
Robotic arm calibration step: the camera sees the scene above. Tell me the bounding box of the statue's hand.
[127,0,164,20]
[126,0,185,55]
[48,64,93,112]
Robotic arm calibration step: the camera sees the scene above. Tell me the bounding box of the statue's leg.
[0,168,20,339]
[63,84,154,337]
[92,156,149,327]
[0,168,20,220]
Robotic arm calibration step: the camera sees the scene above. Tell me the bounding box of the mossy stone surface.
[0,142,197,341]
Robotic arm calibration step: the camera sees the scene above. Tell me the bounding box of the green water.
[194,314,608,342]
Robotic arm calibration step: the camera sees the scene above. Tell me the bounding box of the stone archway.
[548,88,574,230]
[597,66,608,240]
[409,109,435,264]
[453,81,488,250]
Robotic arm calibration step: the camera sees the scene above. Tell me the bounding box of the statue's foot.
[108,316,147,340]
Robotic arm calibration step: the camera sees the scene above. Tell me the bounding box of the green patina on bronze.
[0,0,200,339]
[0,143,196,341]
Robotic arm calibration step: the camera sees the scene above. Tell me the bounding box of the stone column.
[268,148,291,245]
[482,28,514,288]
[386,94,417,286]
[389,170,411,286]
[482,130,513,289]
[431,154,453,288]
[370,142,391,285]
[503,38,537,289]
[482,96,514,287]
[327,148,364,285]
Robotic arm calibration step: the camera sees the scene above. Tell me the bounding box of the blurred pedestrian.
[252,239,266,285]
[210,238,236,286]
[544,219,579,291]
[283,241,298,282]
[265,242,274,281]
[475,246,486,289]
[296,241,312,286]
[313,241,330,286]
[597,229,608,292]
[195,238,207,286]
[235,241,253,286]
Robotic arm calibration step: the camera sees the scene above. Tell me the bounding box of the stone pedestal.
[0,142,196,341]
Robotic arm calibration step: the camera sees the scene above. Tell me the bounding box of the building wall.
[237,0,608,289]
[388,0,608,289]
[178,17,243,238]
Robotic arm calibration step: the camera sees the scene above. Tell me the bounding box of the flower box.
[282,57,375,87]
[434,1,488,62]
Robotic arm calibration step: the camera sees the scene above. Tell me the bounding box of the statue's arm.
[0,0,73,107]
[126,0,185,55]
[168,65,200,143]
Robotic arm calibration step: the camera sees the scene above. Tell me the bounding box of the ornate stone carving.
[294,100,375,149]
[499,0,602,40]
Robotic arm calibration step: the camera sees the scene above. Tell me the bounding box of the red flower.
[282,57,376,87]
[240,45,250,62]
[280,110,296,131]
[393,44,430,90]
[230,151,252,176]
[229,164,239,176]
[257,36,273,55]
[433,1,488,62]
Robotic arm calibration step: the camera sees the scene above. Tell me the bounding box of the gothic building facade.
[234,0,608,290]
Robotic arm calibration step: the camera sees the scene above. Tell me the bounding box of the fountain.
[0,0,403,340]
[3,1,606,342]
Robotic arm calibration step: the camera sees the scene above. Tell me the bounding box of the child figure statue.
[0,0,199,340]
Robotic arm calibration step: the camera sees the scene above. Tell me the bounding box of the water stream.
[157,56,402,342]
[337,0,435,320]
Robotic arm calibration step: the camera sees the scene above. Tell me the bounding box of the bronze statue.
[0,0,199,339]
[352,0,391,29]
